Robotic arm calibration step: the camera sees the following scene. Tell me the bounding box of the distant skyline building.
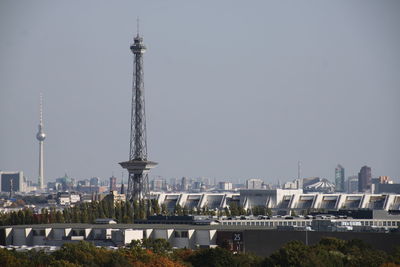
[358,165,372,192]
[109,176,117,192]
[246,178,264,189]
[347,175,359,193]
[335,164,345,192]
[0,171,25,193]
[378,176,393,184]
[181,177,189,191]
[151,179,164,192]
[219,181,233,191]
[90,177,99,187]
[36,94,46,189]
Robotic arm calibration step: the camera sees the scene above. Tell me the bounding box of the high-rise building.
[346,175,358,193]
[358,165,372,192]
[181,177,189,191]
[36,94,46,189]
[109,176,117,192]
[0,171,25,193]
[335,164,345,192]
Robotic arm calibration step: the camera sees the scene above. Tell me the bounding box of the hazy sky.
[1,0,399,184]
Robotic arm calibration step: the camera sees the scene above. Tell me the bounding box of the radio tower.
[119,23,157,203]
[36,94,46,190]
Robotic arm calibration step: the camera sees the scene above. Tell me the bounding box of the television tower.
[119,25,157,202]
[36,94,46,189]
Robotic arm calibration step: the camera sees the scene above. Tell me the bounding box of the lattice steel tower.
[119,29,157,203]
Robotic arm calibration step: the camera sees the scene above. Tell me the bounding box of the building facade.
[0,171,25,193]
[335,164,345,192]
[246,179,264,189]
[358,166,372,193]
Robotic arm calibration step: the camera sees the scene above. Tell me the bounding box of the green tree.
[187,247,235,267]
[146,199,152,218]
[17,210,25,225]
[231,202,239,216]
[174,204,183,216]
[152,199,161,215]
[142,238,172,255]
[161,203,168,215]
[55,211,65,223]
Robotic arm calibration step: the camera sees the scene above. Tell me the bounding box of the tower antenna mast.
[120,22,157,203]
[137,17,140,37]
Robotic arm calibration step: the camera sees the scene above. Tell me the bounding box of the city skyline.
[1,1,399,183]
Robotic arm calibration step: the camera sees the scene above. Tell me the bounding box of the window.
[33,230,45,236]
[181,231,188,238]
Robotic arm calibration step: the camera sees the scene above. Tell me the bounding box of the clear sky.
[0,0,399,184]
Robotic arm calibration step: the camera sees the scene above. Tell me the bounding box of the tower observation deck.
[119,31,157,203]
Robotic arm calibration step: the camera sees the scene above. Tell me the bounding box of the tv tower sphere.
[36,128,46,141]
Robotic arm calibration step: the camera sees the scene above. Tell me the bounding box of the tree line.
[1,237,400,267]
[0,196,274,226]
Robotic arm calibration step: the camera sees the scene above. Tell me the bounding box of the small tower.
[36,94,46,190]
[119,24,157,203]
[121,176,125,195]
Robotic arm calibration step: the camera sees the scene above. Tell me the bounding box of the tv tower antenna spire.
[136,17,140,37]
[120,23,157,203]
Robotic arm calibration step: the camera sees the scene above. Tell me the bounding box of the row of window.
[222,220,400,227]
[222,221,311,227]
[360,221,400,227]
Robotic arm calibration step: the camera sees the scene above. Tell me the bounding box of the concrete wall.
[112,229,143,245]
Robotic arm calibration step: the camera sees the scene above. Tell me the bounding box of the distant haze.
[0,1,399,184]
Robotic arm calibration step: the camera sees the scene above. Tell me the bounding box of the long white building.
[152,189,400,212]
